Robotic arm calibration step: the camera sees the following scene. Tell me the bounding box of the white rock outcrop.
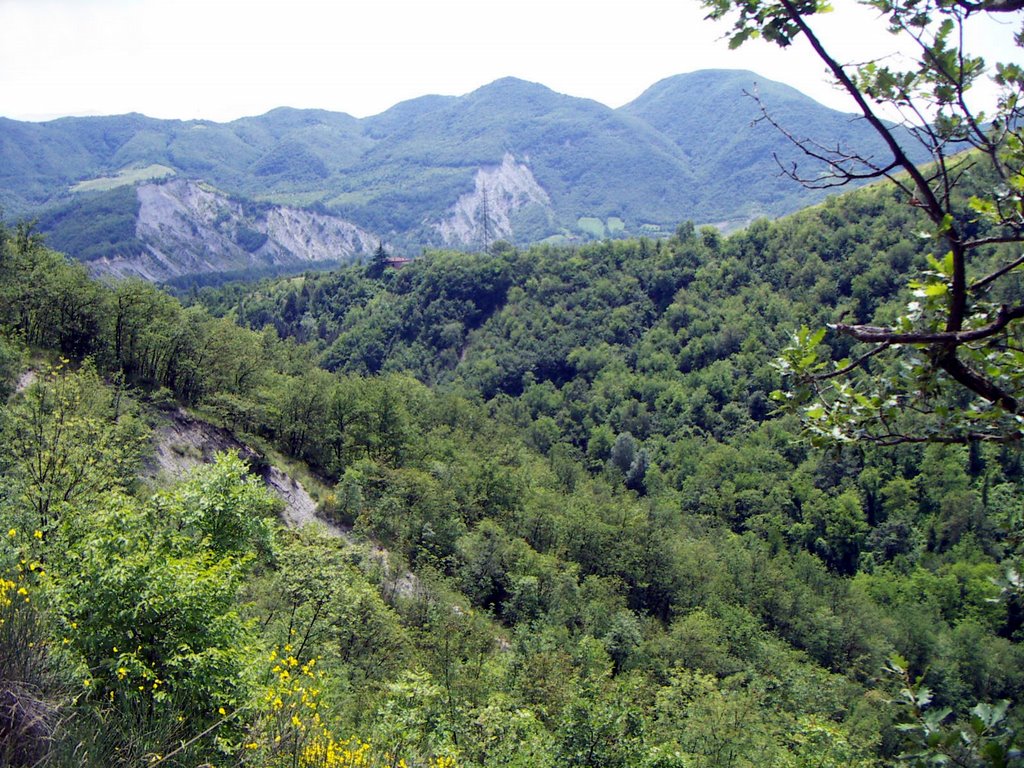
[89,179,377,282]
[434,154,552,247]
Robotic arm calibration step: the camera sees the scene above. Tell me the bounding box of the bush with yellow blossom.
[243,646,459,768]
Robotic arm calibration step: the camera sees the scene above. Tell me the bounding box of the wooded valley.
[3,0,1023,762]
[1,164,1022,765]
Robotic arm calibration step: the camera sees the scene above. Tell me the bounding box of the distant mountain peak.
[478,75,544,88]
[462,77,575,112]
[623,68,836,114]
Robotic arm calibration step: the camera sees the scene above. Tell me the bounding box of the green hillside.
[1,70,912,263]
[621,69,910,224]
[1,155,1019,765]
[334,77,699,240]
[36,185,144,261]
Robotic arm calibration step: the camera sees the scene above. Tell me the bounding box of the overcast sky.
[0,0,1018,123]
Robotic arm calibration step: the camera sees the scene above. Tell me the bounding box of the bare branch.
[831,302,1024,345]
[953,0,1024,14]
[870,430,1022,445]
[774,154,902,188]
[745,91,903,187]
[812,342,893,381]
[967,252,1024,290]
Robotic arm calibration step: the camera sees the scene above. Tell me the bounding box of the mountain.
[0,70,909,280]
[620,70,902,225]
[341,77,699,240]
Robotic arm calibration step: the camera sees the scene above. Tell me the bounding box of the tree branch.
[776,0,974,334]
[831,302,1024,345]
[870,429,1022,445]
[939,349,1020,412]
[953,0,1024,13]
[969,252,1024,290]
[776,0,947,222]
[747,90,903,187]
[813,342,893,381]
[965,234,1024,250]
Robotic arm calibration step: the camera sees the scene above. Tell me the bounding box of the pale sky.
[0,0,1018,123]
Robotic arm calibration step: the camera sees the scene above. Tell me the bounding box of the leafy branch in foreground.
[704,0,1024,443]
[885,655,1022,767]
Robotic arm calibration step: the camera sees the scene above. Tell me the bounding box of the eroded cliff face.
[433,154,553,247]
[89,179,377,282]
[82,158,555,281]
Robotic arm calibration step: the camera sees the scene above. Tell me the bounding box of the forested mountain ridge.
[0,69,914,282]
[196,179,936,400]
[621,70,906,221]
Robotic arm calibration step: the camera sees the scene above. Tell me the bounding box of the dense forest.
[1,152,1022,766]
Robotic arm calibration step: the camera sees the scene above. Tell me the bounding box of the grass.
[638,223,670,235]
[539,234,573,246]
[254,191,328,208]
[71,164,175,193]
[325,191,376,207]
[577,217,606,238]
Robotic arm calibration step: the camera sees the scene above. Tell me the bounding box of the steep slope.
[0,109,370,217]
[43,179,377,282]
[433,153,553,246]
